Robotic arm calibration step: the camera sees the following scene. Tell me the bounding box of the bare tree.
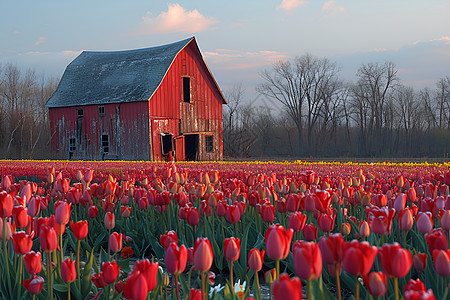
[350,62,399,156]
[0,63,58,159]
[257,54,342,156]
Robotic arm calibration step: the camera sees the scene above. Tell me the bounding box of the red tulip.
[102,261,120,284]
[398,208,414,231]
[432,249,450,277]
[359,220,371,237]
[189,288,203,300]
[413,253,427,271]
[12,205,29,228]
[342,240,377,276]
[27,196,41,217]
[187,207,200,227]
[317,210,336,233]
[61,258,76,283]
[260,201,276,223]
[0,217,15,240]
[292,240,322,280]
[248,248,265,272]
[425,229,448,253]
[24,251,42,274]
[378,243,412,278]
[416,212,434,233]
[288,212,306,232]
[303,223,318,241]
[70,220,88,240]
[54,201,71,225]
[265,224,293,261]
[134,259,159,292]
[363,272,387,297]
[88,205,98,218]
[272,273,302,300]
[104,212,115,229]
[39,225,57,252]
[160,230,178,249]
[23,274,44,295]
[200,200,212,216]
[193,237,214,272]
[225,203,241,224]
[49,215,65,236]
[366,206,395,235]
[91,272,107,289]
[404,278,436,300]
[0,191,14,218]
[224,237,241,262]
[110,232,124,253]
[121,206,131,218]
[319,233,344,268]
[11,231,33,255]
[165,243,188,275]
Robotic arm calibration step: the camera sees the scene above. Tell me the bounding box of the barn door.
[174,136,185,161]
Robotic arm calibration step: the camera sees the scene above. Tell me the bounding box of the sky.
[1,0,449,106]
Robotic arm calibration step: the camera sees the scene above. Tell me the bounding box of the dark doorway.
[185,134,199,161]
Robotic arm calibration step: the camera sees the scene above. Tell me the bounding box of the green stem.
[255,270,261,300]
[175,274,180,300]
[18,255,23,300]
[230,261,234,288]
[443,285,449,300]
[335,263,341,300]
[60,230,64,274]
[77,239,81,292]
[275,260,280,280]
[355,276,359,300]
[394,277,399,300]
[108,228,111,261]
[47,251,53,300]
[2,217,11,296]
[201,271,206,300]
[68,282,71,300]
[307,279,312,300]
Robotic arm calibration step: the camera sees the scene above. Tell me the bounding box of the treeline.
[224,56,449,159]
[0,63,58,159]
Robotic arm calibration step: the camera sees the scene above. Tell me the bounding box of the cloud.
[13,30,20,35]
[277,0,308,11]
[133,3,217,35]
[34,37,47,46]
[322,0,345,13]
[334,37,450,89]
[204,48,287,70]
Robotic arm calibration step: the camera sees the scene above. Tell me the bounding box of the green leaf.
[93,231,107,249]
[116,259,131,272]
[53,283,68,292]
[82,248,95,281]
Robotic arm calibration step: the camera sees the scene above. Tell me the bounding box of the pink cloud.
[277,0,308,11]
[133,3,217,35]
[204,49,287,70]
[322,0,345,13]
[34,36,47,46]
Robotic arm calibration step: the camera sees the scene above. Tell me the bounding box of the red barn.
[45,37,225,161]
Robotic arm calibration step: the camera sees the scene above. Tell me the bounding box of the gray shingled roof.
[45,37,193,108]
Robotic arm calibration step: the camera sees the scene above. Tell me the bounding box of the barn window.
[69,137,76,152]
[205,135,214,152]
[183,77,191,103]
[101,133,109,154]
[77,108,84,117]
[98,105,105,116]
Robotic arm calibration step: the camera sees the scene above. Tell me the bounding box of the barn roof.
[46,37,223,108]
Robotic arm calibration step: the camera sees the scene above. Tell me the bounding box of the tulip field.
[1,159,450,300]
